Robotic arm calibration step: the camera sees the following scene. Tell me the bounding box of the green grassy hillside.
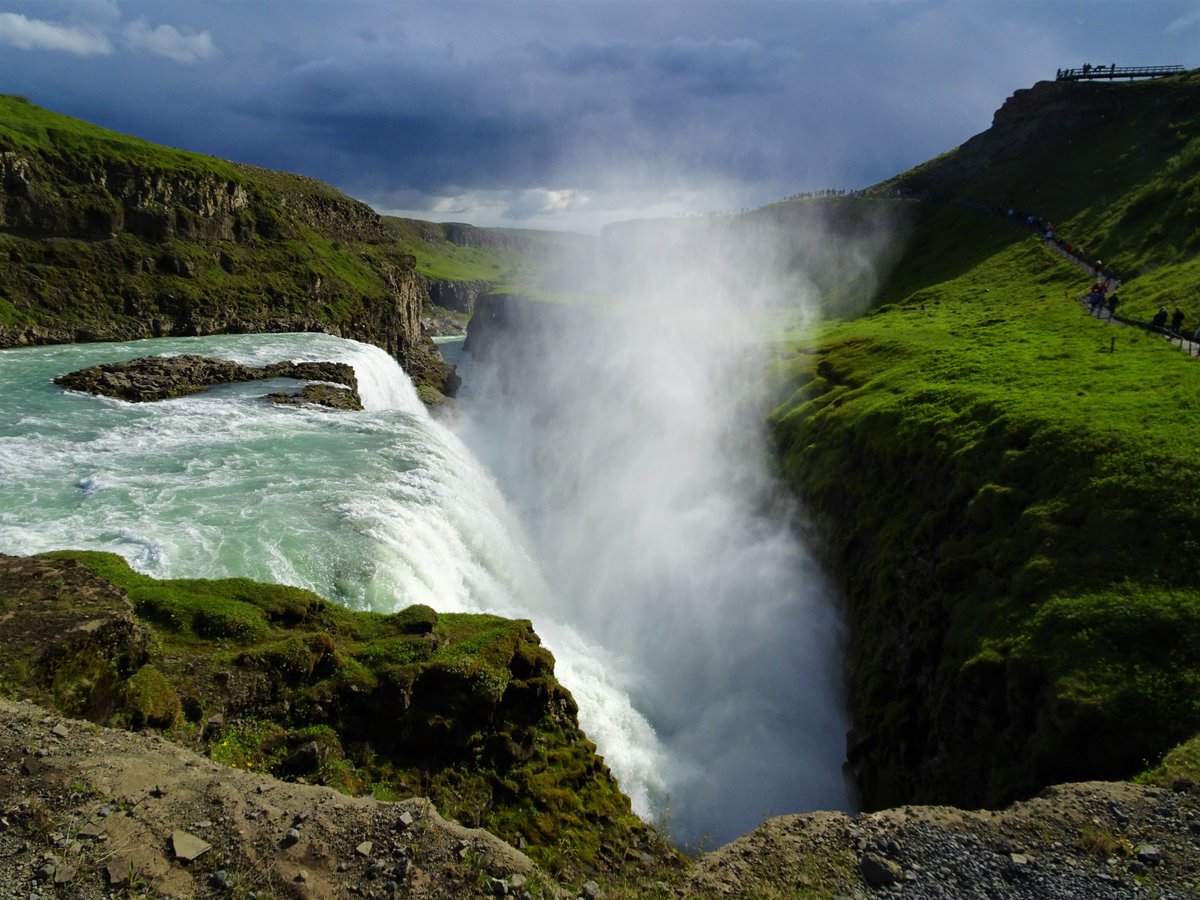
[770,73,1200,809]
[885,70,1200,323]
[0,95,453,400]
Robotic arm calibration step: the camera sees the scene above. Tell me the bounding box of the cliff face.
[0,96,453,402]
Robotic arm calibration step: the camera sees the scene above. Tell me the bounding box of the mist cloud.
[444,203,906,842]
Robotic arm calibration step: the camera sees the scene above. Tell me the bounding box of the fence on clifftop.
[1056,64,1186,82]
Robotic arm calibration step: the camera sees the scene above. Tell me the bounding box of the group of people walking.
[1087,280,1120,318]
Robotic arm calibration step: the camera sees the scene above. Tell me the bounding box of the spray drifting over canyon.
[448,201,903,844]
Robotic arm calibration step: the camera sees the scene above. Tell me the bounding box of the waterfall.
[442,222,853,846]
[0,332,669,817]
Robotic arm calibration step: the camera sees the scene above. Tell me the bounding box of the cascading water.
[0,332,668,816]
[2,311,853,848]
[441,221,854,846]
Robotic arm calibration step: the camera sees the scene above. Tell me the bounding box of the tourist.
[1172,308,1185,333]
[1153,307,1169,330]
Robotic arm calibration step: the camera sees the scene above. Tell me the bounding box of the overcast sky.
[3,1,1198,232]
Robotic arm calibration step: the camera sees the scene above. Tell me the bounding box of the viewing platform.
[1056,64,1187,82]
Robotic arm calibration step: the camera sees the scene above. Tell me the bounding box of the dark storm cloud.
[2,0,1198,229]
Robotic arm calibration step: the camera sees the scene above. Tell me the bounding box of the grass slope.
[885,71,1200,324]
[384,216,598,304]
[769,200,1200,808]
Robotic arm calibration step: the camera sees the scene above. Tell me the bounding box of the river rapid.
[0,330,850,847]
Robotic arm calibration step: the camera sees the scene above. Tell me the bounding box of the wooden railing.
[1056,65,1186,82]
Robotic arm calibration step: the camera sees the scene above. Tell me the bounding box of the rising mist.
[448,201,902,846]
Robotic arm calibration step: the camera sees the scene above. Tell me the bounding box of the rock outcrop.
[55,354,362,407]
[425,278,491,314]
[0,695,559,899]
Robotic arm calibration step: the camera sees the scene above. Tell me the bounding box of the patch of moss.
[1136,732,1200,789]
[116,664,182,729]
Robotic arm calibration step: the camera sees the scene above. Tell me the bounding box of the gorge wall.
[0,96,454,401]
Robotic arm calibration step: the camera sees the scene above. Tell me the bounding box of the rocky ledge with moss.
[54,353,363,409]
[0,552,678,891]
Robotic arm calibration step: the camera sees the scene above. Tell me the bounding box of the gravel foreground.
[3,694,1199,898]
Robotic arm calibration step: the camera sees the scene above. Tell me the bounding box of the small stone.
[53,864,77,884]
[150,785,166,798]
[1010,853,1029,866]
[356,841,374,857]
[171,829,212,861]
[106,856,134,886]
[282,828,301,847]
[398,811,415,829]
[392,858,411,878]
[510,874,527,890]
[1136,844,1161,866]
[97,806,110,818]
[295,870,308,883]
[490,876,508,896]
[293,810,310,824]
[22,757,44,775]
[35,862,55,881]
[35,747,49,758]
[210,869,229,888]
[860,853,902,886]
[580,880,601,900]
[50,724,69,738]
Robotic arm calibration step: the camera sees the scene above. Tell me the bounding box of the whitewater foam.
[0,332,668,818]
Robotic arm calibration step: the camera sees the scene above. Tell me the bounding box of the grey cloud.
[122,18,217,64]
[0,11,112,55]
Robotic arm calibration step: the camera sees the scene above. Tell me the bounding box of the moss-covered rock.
[0,551,675,883]
[769,208,1200,812]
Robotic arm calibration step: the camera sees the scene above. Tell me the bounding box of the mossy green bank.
[0,551,675,884]
[769,194,1200,808]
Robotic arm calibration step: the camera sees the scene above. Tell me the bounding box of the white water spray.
[447,218,857,845]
